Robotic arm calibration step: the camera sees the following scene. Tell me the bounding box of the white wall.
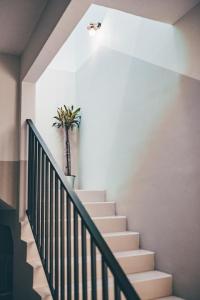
[0,54,19,208]
[42,3,200,81]
[36,67,76,174]
[98,3,200,81]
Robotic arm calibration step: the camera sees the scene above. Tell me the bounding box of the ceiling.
[0,0,199,56]
[49,2,200,75]
[95,0,200,24]
[0,0,48,55]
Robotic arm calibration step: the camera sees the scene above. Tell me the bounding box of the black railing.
[27,119,140,300]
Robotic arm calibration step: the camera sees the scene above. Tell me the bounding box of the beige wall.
[0,54,19,208]
[76,47,200,299]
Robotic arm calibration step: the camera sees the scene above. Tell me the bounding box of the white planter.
[65,175,76,189]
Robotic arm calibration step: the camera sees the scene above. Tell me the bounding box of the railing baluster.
[91,239,97,300]
[102,259,109,300]
[81,221,87,300]
[30,133,35,232]
[54,174,59,299]
[36,144,41,248]
[67,196,72,300]
[27,126,32,223]
[33,136,38,238]
[32,134,37,236]
[60,185,65,300]
[45,157,49,272]
[114,278,121,300]
[41,150,45,259]
[49,167,54,291]
[74,207,79,300]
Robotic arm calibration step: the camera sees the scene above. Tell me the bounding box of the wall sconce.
[87,22,102,36]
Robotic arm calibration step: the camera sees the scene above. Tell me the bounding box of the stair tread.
[75,190,106,202]
[155,297,184,300]
[114,249,154,258]
[91,249,154,261]
[128,270,172,282]
[84,201,115,205]
[76,189,105,192]
[93,215,126,220]
[103,231,139,237]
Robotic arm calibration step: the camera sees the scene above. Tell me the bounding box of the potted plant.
[53,105,81,188]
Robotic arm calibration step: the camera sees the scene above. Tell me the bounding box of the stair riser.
[133,276,172,300]
[75,190,106,202]
[117,253,155,275]
[104,233,139,252]
[84,202,116,217]
[94,218,127,233]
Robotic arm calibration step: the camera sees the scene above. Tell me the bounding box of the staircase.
[75,190,184,300]
[26,119,185,300]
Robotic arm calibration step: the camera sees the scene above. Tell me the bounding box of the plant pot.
[65,175,76,189]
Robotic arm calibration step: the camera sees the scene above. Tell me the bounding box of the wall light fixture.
[87,22,102,36]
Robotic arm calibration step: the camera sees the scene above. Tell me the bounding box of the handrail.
[27,119,140,300]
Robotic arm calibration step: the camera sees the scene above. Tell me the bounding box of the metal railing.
[27,119,140,300]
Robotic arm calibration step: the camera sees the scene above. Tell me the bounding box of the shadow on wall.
[115,75,200,300]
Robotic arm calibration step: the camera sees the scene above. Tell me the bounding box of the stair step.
[129,271,172,300]
[84,201,116,217]
[93,216,127,233]
[114,249,155,274]
[74,231,139,255]
[75,249,155,281]
[104,231,140,251]
[75,190,106,202]
[83,270,172,300]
